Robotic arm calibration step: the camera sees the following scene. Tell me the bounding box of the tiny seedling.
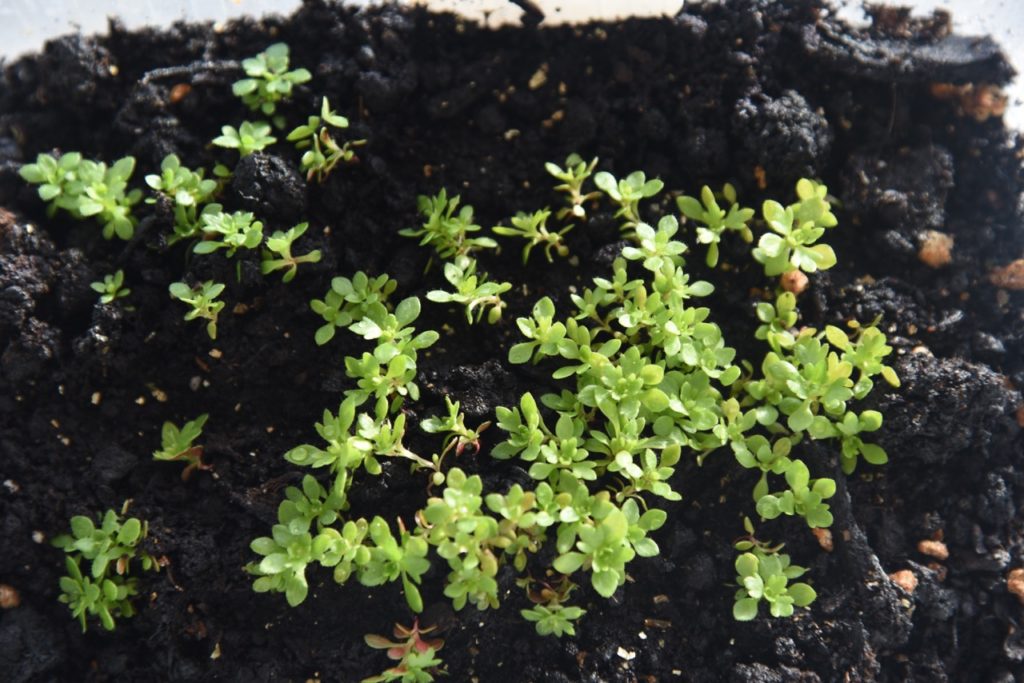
[53,506,159,631]
[212,121,277,157]
[492,208,572,263]
[310,271,398,345]
[363,620,445,683]
[733,545,815,621]
[20,153,142,239]
[401,190,497,261]
[545,153,600,219]
[421,396,491,460]
[519,575,586,637]
[677,183,754,267]
[232,42,311,127]
[753,179,838,276]
[194,209,264,257]
[153,414,210,480]
[593,169,664,232]
[90,270,131,305]
[145,154,221,243]
[426,255,511,324]
[287,97,367,182]
[261,222,323,282]
[169,281,226,340]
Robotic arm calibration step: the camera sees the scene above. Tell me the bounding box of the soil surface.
[1,1,1023,681]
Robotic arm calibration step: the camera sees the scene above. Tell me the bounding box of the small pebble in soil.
[918,539,950,560]
[812,527,834,551]
[889,569,918,594]
[1007,568,1024,604]
[989,258,1024,289]
[918,230,954,268]
[0,584,20,608]
[780,270,809,295]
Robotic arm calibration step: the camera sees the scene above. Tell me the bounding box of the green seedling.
[401,190,497,261]
[545,153,600,219]
[492,208,572,263]
[153,414,210,480]
[212,121,277,156]
[261,222,322,282]
[753,179,838,276]
[677,183,754,267]
[426,255,511,324]
[593,170,664,232]
[169,280,226,340]
[287,97,367,182]
[194,209,264,256]
[421,396,492,460]
[519,575,586,637]
[311,271,398,345]
[233,42,311,127]
[20,153,142,239]
[53,506,159,631]
[733,546,815,621]
[145,154,221,243]
[363,620,445,683]
[91,270,131,305]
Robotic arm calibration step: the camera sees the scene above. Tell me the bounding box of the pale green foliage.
[593,169,664,232]
[212,121,277,156]
[169,280,226,339]
[144,154,220,244]
[753,178,838,276]
[287,97,367,182]
[492,208,572,263]
[401,189,497,260]
[754,291,798,353]
[232,42,311,126]
[194,209,264,256]
[310,271,398,345]
[426,255,511,324]
[545,153,600,219]
[677,183,754,267]
[20,153,142,239]
[732,536,815,621]
[53,508,158,631]
[153,413,209,480]
[90,270,130,305]
[261,222,322,282]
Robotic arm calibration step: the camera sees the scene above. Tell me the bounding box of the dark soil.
[1,1,1023,681]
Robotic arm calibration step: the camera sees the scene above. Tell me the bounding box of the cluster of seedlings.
[24,42,899,682]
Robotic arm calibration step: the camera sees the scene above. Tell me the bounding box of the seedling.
[53,506,159,631]
[363,620,445,683]
[261,222,323,282]
[169,280,226,340]
[287,97,367,182]
[20,152,142,239]
[492,208,572,263]
[310,271,398,345]
[733,545,815,621]
[401,190,497,261]
[153,413,210,480]
[519,576,586,637]
[145,154,220,243]
[421,396,491,459]
[753,178,838,276]
[754,291,798,353]
[194,209,264,256]
[90,270,131,305]
[677,183,754,267]
[212,121,277,156]
[426,255,511,324]
[545,153,600,219]
[232,42,311,128]
[593,169,664,232]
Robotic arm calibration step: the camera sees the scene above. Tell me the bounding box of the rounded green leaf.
[733,597,759,621]
[789,582,817,607]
